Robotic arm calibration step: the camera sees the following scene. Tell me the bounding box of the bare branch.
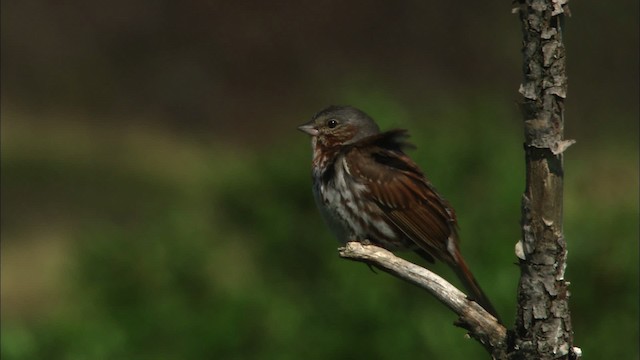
[338,242,508,357]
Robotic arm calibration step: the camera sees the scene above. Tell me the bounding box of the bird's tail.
[450,254,502,323]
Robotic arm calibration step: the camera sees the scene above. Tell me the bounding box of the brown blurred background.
[2,1,638,359]
[3,1,637,141]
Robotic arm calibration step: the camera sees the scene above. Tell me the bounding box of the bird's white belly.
[313,157,396,244]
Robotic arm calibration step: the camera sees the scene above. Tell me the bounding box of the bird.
[298,105,500,321]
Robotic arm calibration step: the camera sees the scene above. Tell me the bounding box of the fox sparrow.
[298,105,500,320]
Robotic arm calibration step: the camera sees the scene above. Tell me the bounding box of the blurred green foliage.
[2,99,637,359]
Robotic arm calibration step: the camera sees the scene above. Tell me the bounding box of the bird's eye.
[327,119,338,128]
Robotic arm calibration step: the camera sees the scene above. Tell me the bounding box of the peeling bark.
[512,0,580,359]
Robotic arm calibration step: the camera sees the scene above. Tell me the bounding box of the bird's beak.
[297,122,319,136]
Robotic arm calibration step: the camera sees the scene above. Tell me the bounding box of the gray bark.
[512,0,579,359]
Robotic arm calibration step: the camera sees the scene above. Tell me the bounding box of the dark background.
[2,1,638,359]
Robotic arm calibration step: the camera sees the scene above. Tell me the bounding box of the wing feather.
[345,130,458,264]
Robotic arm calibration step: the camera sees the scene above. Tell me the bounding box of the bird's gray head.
[297,105,380,147]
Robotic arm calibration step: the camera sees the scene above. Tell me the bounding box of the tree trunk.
[513,0,579,358]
